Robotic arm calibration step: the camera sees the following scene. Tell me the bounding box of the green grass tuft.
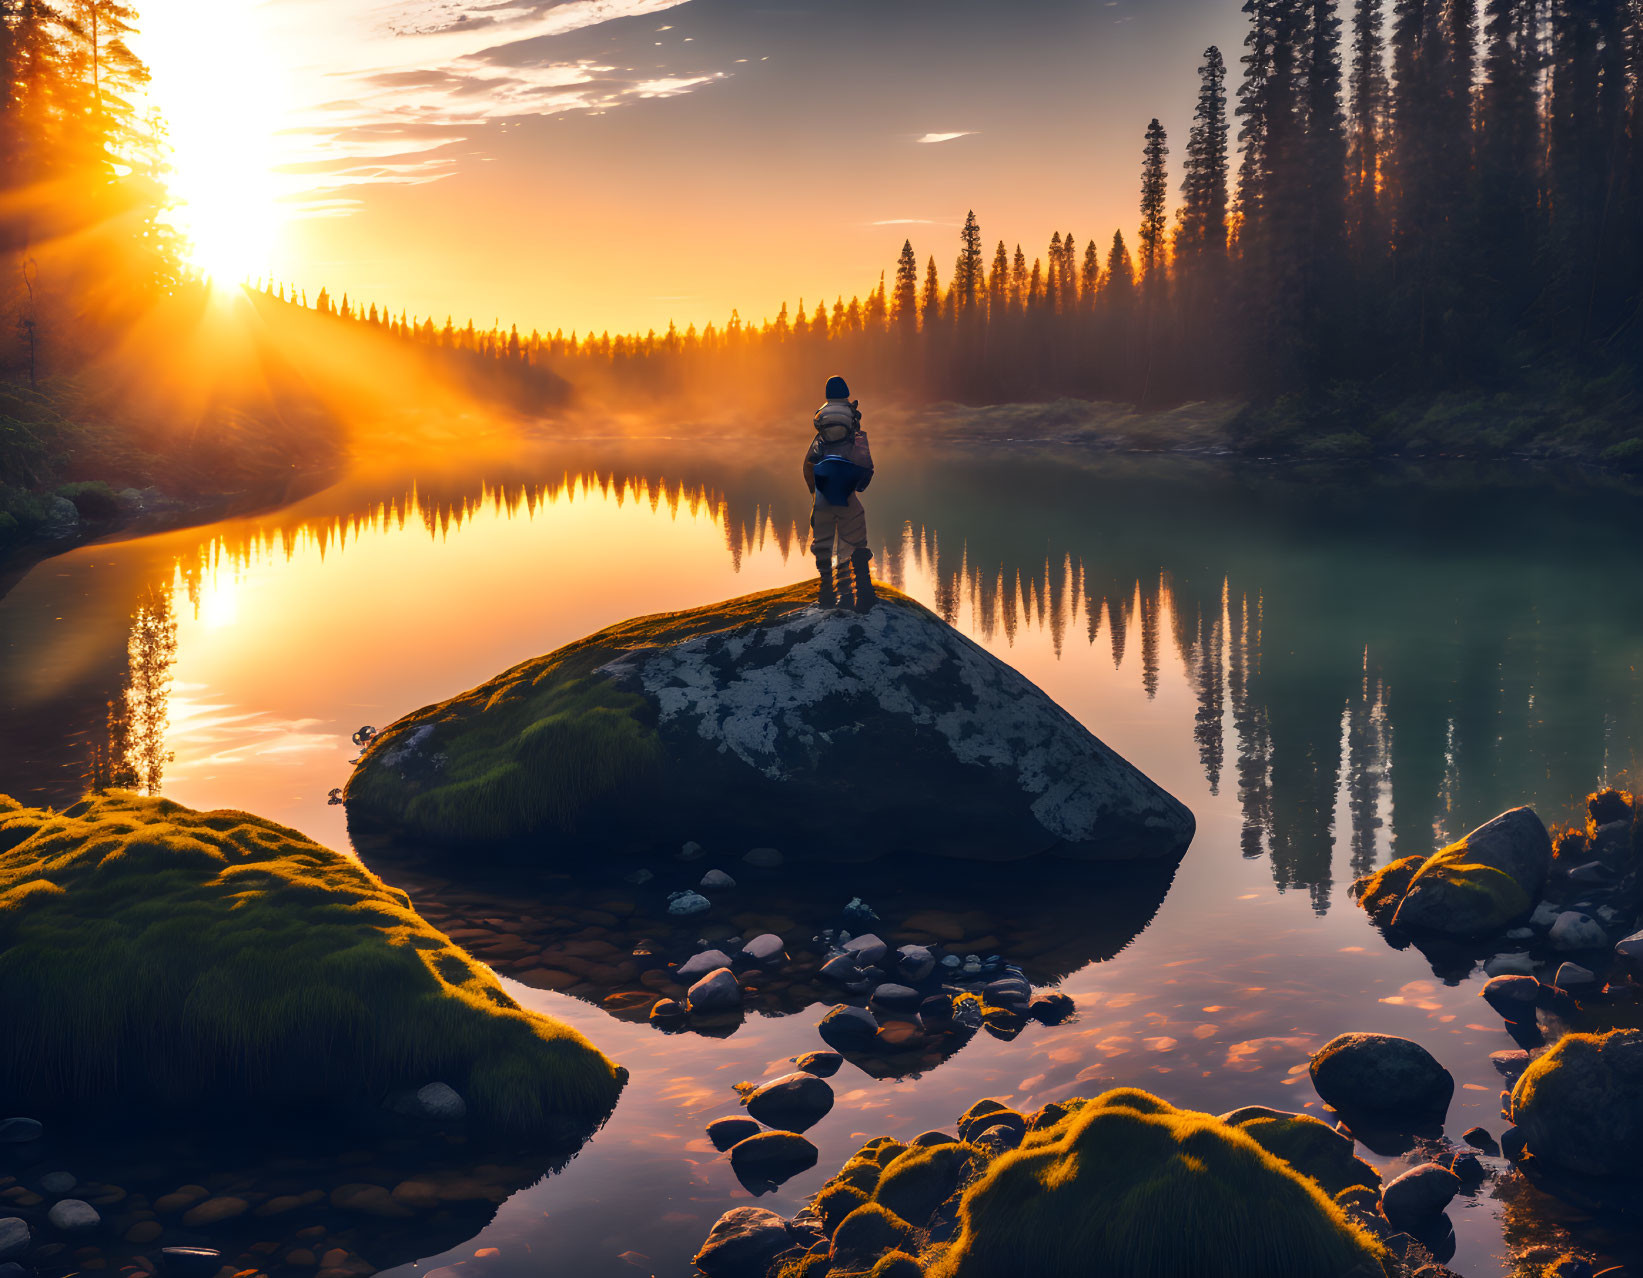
[0,792,624,1134]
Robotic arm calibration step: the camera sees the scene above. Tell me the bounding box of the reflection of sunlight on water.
[6,452,1641,1277]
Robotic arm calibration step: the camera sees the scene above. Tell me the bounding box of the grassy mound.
[937,1089,1390,1278]
[0,792,624,1133]
[344,582,914,845]
[774,1089,1389,1278]
[1219,1106,1382,1200]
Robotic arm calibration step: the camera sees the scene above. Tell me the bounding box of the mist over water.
[4,438,1643,1276]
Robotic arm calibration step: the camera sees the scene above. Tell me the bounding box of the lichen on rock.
[347,582,1195,863]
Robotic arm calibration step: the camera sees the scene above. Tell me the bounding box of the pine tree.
[1347,0,1389,251]
[1139,119,1171,285]
[920,256,942,326]
[1105,230,1136,301]
[892,239,919,332]
[1178,46,1232,262]
[1046,231,1064,310]
[989,240,1009,317]
[1010,244,1028,312]
[1082,239,1102,303]
[954,210,984,313]
[70,0,147,162]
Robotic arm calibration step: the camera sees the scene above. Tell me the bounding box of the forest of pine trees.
[7,0,1643,459]
[267,0,1643,452]
[0,0,177,384]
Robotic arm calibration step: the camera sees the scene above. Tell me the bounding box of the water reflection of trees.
[61,450,1643,914]
[91,586,177,794]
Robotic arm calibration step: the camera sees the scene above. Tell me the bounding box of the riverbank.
[866,378,1643,471]
[0,377,343,589]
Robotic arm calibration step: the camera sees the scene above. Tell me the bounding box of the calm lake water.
[5,437,1643,1278]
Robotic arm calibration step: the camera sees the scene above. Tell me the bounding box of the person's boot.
[850,549,877,613]
[834,558,855,610]
[815,556,837,608]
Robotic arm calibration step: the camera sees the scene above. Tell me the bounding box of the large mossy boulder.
[761,1089,1391,1278]
[935,1089,1390,1278]
[1353,807,1551,937]
[1510,1029,1643,1178]
[345,583,1195,863]
[0,793,624,1135]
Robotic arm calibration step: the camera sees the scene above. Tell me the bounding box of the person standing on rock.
[805,374,876,611]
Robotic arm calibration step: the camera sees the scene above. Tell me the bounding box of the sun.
[132,0,289,284]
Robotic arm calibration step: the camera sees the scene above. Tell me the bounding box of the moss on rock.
[934,1088,1390,1278]
[831,1203,917,1266]
[0,792,624,1134]
[1219,1106,1382,1199]
[1510,1029,1643,1178]
[346,582,1196,862]
[1352,856,1426,927]
[773,1088,1390,1278]
[873,1142,978,1228]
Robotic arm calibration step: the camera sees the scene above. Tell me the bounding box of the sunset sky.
[134,0,1246,336]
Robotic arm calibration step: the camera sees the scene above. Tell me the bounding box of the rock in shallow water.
[694,1207,791,1275]
[1376,807,1552,937]
[707,1117,762,1152]
[667,891,711,917]
[687,969,742,1013]
[743,1072,834,1132]
[729,1132,819,1192]
[1380,1163,1460,1226]
[47,1200,99,1232]
[0,1119,42,1143]
[1482,974,1540,1021]
[818,1004,878,1050]
[1310,1033,1453,1120]
[794,1051,843,1077]
[677,949,734,982]
[345,584,1196,861]
[0,1219,30,1261]
[842,934,889,967]
[1549,912,1607,951]
[1510,1028,1643,1177]
[739,933,785,963]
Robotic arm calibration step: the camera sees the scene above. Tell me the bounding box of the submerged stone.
[345,583,1195,862]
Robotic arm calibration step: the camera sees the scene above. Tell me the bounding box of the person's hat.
[824,375,850,400]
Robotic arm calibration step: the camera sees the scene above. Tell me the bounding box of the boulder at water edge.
[735,1088,1392,1278]
[0,793,624,1135]
[345,583,1195,863]
[1353,807,1551,937]
[1510,1028,1643,1178]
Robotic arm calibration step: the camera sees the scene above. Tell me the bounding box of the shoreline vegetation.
[0,792,626,1136]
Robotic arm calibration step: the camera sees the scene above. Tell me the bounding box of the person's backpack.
[813,400,862,453]
[811,400,866,507]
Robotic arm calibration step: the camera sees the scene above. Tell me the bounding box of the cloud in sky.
[261,0,722,211]
[916,131,976,144]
